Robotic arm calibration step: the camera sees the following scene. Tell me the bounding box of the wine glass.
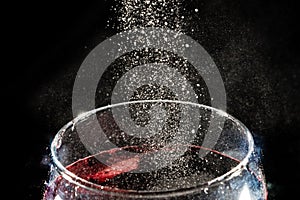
[43,99,267,200]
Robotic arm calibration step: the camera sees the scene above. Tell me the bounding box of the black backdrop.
[17,1,299,199]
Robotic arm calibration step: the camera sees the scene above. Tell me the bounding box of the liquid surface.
[44,145,240,199]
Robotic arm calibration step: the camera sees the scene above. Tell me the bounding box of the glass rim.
[50,99,254,198]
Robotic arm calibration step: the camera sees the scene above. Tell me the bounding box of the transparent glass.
[43,100,267,200]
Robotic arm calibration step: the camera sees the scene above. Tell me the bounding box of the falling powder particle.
[113,0,184,31]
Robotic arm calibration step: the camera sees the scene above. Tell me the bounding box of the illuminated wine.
[43,145,266,200]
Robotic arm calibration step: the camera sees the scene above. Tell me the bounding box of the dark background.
[16,0,299,199]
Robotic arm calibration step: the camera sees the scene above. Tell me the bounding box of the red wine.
[43,145,265,200]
